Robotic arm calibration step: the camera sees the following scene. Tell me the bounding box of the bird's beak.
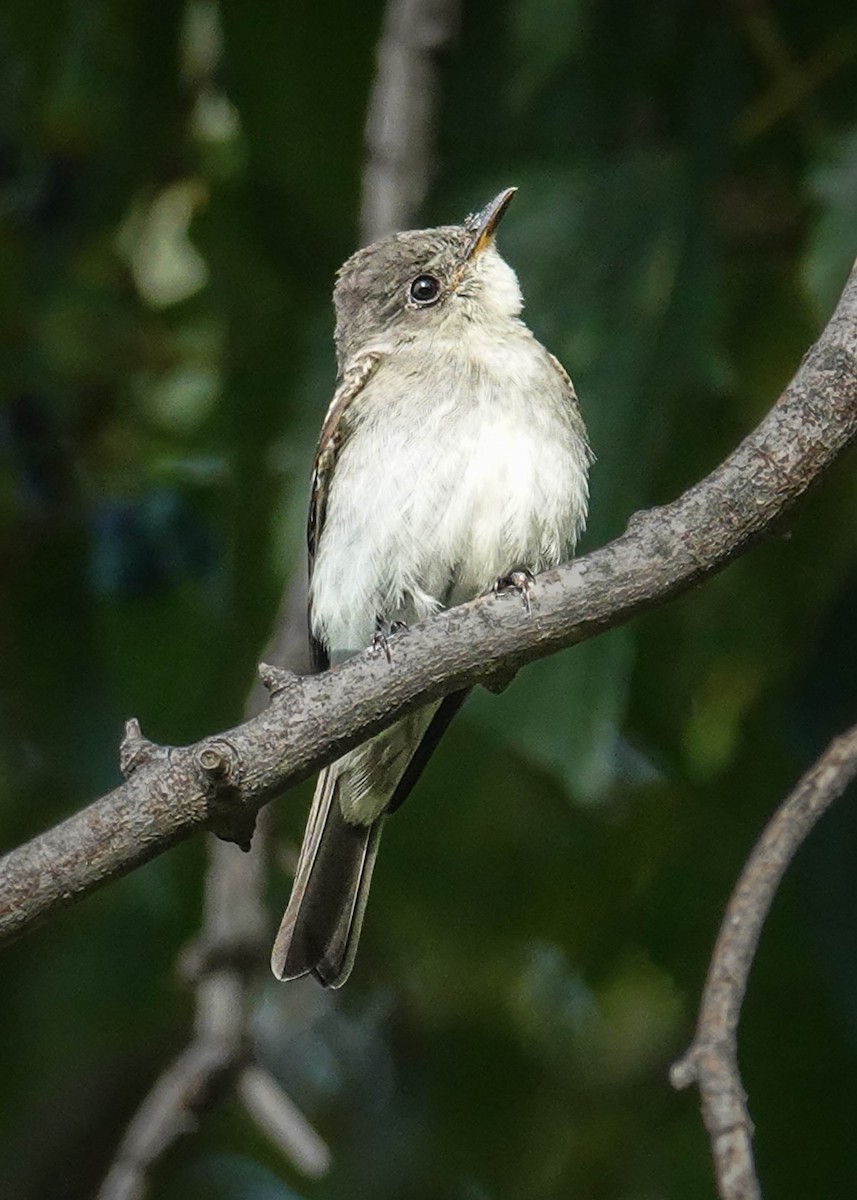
[463,187,517,261]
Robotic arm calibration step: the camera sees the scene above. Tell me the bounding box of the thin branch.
[670,723,857,1200]
[95,670,324,1199]
[1,258,857,949]
[96,526,317,1196]
[96,816,332,1198]
[96,830,270,1200]
[96,1041,238,1200]
[266,0,460,700]
[238,1066,332,1178]
[360,0,460,242]
[733,0,857,144]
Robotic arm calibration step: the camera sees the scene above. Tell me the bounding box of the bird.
[271,187,592,987]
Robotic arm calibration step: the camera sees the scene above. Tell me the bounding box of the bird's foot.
[372,619,408,663]
[494,568,536,614]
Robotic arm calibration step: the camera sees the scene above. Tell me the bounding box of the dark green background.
[2,0,857,1196]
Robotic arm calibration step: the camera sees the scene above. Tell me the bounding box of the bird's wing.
[547,351,594,465]
[274,350,469,987]
[385,689,470,813]
[307,350,383,671]
[271,349,389,987]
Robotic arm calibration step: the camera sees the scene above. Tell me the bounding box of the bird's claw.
[494,568,536,613]
[372,620,408,663]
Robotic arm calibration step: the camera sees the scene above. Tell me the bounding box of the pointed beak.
[463,187,517,261]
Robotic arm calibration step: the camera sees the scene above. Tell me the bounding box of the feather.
[307,350,383,671]
[271,767,382,987]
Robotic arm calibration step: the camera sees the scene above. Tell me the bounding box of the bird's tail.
[271,691,470,987]
[271,765,383,988]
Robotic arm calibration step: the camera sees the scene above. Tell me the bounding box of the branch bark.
[670,722,857,1200]
[1,258,856,951]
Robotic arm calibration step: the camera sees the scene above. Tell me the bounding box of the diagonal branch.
[670,722,857,1200]
[1,258,856,950]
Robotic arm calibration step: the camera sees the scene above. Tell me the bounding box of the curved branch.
[670,722,857,1200]
[1,259,856,949]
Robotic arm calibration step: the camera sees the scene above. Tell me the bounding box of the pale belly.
[309,369,588,658]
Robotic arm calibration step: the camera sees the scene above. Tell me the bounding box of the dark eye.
[409,274,442,306]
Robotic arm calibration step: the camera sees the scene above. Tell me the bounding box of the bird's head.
[333,188,522,365]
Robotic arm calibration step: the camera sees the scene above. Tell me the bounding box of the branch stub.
[258,662,297,698]
[119,718,163,779]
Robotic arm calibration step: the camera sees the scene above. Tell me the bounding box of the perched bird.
[271,188,592,987]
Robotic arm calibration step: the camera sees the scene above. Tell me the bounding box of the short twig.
[239,1065,331,1178]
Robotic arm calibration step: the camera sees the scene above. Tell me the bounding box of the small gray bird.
[271,188,591,987]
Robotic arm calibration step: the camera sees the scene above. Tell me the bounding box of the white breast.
[310,330,589,659]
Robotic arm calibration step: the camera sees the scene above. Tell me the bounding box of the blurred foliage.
[1,0,857,1197]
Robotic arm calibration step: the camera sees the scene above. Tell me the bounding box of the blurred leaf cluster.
[2,0,857,1197]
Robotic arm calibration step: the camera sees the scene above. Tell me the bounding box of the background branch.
[1,255,856,949]
[95,831,331,1200]
[360,0,460,242]
[92,1,462,1193]
[671,722,857,1200]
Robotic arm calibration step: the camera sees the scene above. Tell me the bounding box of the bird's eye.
[409,274,442,306]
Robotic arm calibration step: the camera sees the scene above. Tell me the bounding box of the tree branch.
[1,258,856,950]
[360,0,460,243]
[95,826,331,1200]
[670,722,857,1200]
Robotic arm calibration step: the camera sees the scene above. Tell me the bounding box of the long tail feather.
[271,767,382,988]
[272,693,469,987]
